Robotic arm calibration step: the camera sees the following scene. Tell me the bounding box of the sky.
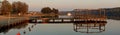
[1,0,120,11]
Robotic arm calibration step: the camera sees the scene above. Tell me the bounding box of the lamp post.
[67,12,72,18]
[67,13,72,16]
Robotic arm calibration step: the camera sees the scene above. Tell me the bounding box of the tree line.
[0,0,59,15]
[0,0,28,15]
[41,7,59,14]
[73,7,120,20]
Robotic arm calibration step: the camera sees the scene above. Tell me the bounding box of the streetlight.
[67,13,72,16]
[18,13,21,16]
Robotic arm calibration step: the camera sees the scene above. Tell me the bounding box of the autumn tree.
[12,1,28,15]
[1,0,12,15]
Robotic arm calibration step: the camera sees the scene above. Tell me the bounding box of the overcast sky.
[1,0,120,11]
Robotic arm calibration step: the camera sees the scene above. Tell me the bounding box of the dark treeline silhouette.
[94,7,120,20]
[58,7,120,20]
[42,7,120,20]
[41,7,59,18]
[103,7,120,20]
[41,7,59,14]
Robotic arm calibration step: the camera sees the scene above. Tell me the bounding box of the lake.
[0,19,120,35]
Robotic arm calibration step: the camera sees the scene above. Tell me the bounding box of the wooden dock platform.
[0,17,28,29]
[29,18,107,23]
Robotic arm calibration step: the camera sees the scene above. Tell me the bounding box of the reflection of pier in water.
[73,22,107,33]
[0,21,28,34]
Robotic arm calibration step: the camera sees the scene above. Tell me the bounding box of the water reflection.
[28,27,31,31]
[73,22,107,33]
[0,21,28,34]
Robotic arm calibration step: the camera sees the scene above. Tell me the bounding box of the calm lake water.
[0,20,120,35]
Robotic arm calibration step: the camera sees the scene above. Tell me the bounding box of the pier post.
[99,24,102,31]
[35,19,37,23]
[70,19,74,22]
[53,19,55,22]
[62,19,64,22]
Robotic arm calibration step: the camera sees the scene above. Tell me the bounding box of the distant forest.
[104,7,120,20]
[59,7,120,20]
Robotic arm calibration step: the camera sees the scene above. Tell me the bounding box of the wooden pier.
[29,17,107,23]
[0,18,28,29]
[28,10,107,23]
[0,22,28,33]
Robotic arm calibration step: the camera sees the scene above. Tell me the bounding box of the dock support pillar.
[62,19,64,22]
[53,19,55,22]
[35,19,37,23]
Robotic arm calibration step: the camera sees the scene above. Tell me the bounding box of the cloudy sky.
[1,0,120,11]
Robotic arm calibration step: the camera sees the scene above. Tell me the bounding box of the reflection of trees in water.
[13,23,28,29]
[73,23,107,33]
[0,21,28,34]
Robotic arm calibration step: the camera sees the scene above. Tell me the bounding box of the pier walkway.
[0,17,28,29]
[29,17,107,23]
